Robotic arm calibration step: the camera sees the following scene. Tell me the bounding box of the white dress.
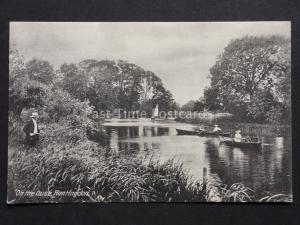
[213,127,221,132]
[234,133,242,142]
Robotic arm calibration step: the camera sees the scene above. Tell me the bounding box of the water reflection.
[104,121,292,195]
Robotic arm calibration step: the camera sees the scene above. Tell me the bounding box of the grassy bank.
[7,122,291,203]
[7,112,291,203]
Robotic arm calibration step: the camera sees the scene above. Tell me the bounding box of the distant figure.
[234,130,242,142]
[198,125,205,132]
[151,116,155,123]
[212,124,221,133]
[23,112,40,146]
[151,104,159,123]
[134,110,139,119]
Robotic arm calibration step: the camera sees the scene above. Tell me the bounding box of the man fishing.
[23,112,40,146]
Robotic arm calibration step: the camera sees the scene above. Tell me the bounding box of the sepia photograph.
[8,22,292,203]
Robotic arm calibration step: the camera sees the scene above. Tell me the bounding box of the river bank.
[7,140,291,203]
[8,119,292,203]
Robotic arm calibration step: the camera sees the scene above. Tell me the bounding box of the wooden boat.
[219,137,262,149]
[175,128,200,135]
[197,130,231,137]
[176,128,231,137]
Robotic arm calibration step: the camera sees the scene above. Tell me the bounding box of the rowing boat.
[219,136,262,149]
[175,128,199,135]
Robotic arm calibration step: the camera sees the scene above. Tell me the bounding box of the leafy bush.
[39,88,93,125]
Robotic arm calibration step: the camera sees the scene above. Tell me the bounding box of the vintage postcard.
[8,22,292,203]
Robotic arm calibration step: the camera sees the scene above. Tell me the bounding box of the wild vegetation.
[8,143,291,203]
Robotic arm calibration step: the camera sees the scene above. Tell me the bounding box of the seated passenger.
[212,124,221,133]
[198,125,205,132]
[234,130,242,142]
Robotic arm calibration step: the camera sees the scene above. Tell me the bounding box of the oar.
[262,143,274,146]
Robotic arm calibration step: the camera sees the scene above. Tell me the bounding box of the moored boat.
[175,128,199,135]
[219,136,262,149]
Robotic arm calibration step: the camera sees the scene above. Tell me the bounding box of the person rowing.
[212,124,222,133]
[198,125,205,132]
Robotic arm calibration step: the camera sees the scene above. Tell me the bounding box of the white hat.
[31,112,39,117]
[236,130,241,133]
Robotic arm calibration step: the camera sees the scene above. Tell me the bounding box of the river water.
[103,119,292,195]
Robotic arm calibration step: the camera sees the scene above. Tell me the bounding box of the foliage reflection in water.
[103,120,292,196]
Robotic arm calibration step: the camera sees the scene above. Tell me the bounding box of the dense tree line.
[59,59,175,115]
[9,50,175,121]
[182,35,291,124]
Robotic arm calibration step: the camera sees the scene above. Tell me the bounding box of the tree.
[80,60,119,111]
[9,49,28,116]
[40,88,93,124]
[9,50,94,127]
[271,40,291,123]
[181,100,195,111]
[207,35,291,123]
[193,98,205,112]
[116,60,144,110]
[203,87,221,111]
[151,83,174,113]
[60,63,88,101]
[247,89,277,123]
[139,71,176,115]
[26,59,55,85]
[9,50,50,117]
[55,58,176,115]
[78,59,175,114]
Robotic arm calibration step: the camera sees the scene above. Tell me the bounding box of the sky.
[10,22,290,105]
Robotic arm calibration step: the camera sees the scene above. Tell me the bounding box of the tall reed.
[8,119,291,203]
